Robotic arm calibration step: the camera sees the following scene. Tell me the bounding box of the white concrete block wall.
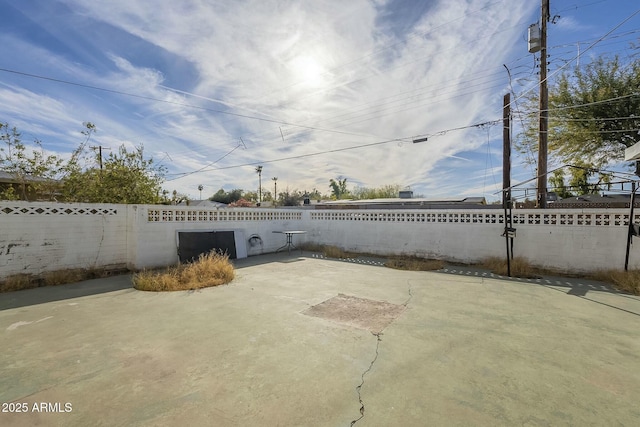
[0,202,129,277]
[306,209,640,272]
[2,202,640,280]
[307,211,504,261]
[131,206,306,269]
[506,211,640,272]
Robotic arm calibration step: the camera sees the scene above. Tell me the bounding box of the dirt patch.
[302,293,406,333]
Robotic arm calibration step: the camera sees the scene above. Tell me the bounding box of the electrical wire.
[166,143,243,180]
[165,119,500,180]
[2,4,636,183]
[506,8,640,111]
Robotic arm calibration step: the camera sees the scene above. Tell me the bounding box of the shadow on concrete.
[0,274,133,311]
[439,266,623,295]
[540,283,640,317]
[232,251,310,269]
[289,252,640,317]
[5,253,638,318]
[439,266,640,317]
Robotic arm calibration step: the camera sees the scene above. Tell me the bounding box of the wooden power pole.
[503,93,511,207]
[90,145,109,170]
[503,93,513,276]
[537,0,550,208]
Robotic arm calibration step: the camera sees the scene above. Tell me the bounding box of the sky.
[0,0,638,202]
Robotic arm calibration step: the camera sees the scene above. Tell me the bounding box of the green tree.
[63,144,166,204]
[278,188,304,206]
[244,190,258,202]
[329,178,350,199]
[159,189,189,205]
[308,188,324,200]
[243,190,272,202]
[210,188,243,204]
[516,53,640,185]
[0,123,64,201]
[351,184,401,200]
[261,190,273,202]
[548,169,573,199]
[1,122,166,204]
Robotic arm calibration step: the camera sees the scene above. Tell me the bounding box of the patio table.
[272,230,307,253]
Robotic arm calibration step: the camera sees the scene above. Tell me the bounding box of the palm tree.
[255,166,263,204]
[272,177,278,206]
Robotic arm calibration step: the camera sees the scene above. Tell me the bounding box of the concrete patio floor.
[1,253,640,426]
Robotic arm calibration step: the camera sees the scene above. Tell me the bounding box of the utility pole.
[537,0,550,208]
[90,145,110,170]
[503,93,513,276]
[503,93,511,207]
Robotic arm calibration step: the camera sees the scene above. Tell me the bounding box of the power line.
[552,116,640,122]
[166,143,243,181]
[4,6,634,182]
[512,93,640,117]
[166,119,500,180]
[506,8,640,111]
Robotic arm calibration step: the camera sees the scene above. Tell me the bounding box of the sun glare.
[291,55,325,87]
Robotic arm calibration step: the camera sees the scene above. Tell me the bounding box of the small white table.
[272,230,307,254]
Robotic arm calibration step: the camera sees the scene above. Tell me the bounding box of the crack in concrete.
[350,280,413,425]
[403,279,413,307]
[350,280,413,427]
[350,332,382,426]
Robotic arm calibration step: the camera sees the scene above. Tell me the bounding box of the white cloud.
[1,0,538,198]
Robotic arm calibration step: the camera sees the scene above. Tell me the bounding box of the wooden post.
[537,0,550,208]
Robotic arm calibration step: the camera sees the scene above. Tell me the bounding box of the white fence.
[1,201,640,280]
[0,203,130,277]
[306,209,640,272]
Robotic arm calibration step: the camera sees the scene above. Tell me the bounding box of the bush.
[133,252,235,292]
[478,256,541,279]
[0,274,35,292]
[1,268,117,292]
[589,269,640,295]
[385,256,444,271]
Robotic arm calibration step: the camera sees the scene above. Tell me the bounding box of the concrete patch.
[302,293,406,333]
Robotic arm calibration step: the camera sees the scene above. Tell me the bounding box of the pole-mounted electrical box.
[528,24,541,53]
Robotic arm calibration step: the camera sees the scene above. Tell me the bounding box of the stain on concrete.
[6,316,53,331]
[302,293,405,333]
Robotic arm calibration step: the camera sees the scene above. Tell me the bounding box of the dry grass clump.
[478,256,542,279]
[133,252,235,292]
[385,256,444,271]
[43,269,88,286]
[299,242,444,271]
[477,257,640,295]
[0,274,36,292]
[298,242,326,253]
[589,269,640,295]
[298,242,356,259]
[322,245,355,259]
[1,267,123,293]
